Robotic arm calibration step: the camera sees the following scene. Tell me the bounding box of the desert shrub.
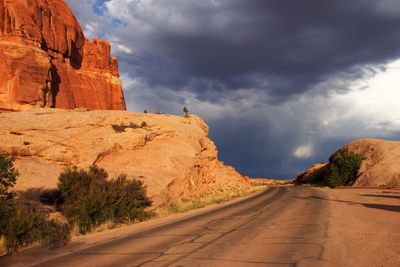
[0,198,16,236]
[3,205,40,252]
[57,166,153,234]
[3,205,70,252]
[141,121,147,128]
[38,220,70,248]
[0,155,18,199]
[112,123,140,133]
[0,155,18,235]
[327,151,365,187]
[0,155,70,252]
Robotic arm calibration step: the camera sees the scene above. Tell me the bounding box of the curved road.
[2,186,399,266]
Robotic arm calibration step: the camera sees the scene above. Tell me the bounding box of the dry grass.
[157,186,267,216]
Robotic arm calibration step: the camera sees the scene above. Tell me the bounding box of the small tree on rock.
[183,106,189,117]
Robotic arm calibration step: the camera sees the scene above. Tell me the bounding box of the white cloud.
[114,43,133,54]
[83,22,98,40]
[320,59,400,134]
[293,144,314,159]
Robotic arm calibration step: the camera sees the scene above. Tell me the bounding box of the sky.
[66,0,400,179]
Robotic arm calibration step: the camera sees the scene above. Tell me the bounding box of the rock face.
[0,109,250,205]
[0,0,125,111]
[338,138,400,187]
[295,138,400,188]
[294,163,328,185]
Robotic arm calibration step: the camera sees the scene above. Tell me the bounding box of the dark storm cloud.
[66,0,400,179]
[117,0,400,101]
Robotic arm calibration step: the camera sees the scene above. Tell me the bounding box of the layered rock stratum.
[295,138,400,188]
[0,109,250,205]
[0,0,125,111]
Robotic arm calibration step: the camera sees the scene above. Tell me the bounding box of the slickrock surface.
[296,138,400,188]
[0,0,125,111]
[0,109,250,205]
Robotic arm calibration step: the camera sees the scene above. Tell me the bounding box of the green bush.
[1,158,153,252]
[3,205,70,252]
[58,166,153,234]
[327,151,365,187]
[38,220,70,248]
[1,155,70,252]
[0,198,16,236]
[0,155,18,235]
[0,155,18,199]
[3,205,40,252]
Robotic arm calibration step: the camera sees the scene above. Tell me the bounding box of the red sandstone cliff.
[0,0,126,111]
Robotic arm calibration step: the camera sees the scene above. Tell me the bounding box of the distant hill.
[295,138,400,188]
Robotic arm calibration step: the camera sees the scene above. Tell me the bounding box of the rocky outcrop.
[295,139,400,188]
[0,109,250,206]
[294,163,328,185]
[0,0,125,111]
[338,139,400,187]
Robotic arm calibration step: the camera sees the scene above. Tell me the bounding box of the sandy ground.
[322,187,400,266]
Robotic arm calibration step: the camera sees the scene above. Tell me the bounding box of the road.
[2,186,399,266]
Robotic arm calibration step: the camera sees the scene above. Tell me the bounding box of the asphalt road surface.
[2,186,399,266]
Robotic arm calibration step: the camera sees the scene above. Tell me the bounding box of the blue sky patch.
[93,0,109,15]
[112,18,127,28]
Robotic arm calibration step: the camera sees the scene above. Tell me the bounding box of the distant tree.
[183,106,189,117]
[144,109,148,114]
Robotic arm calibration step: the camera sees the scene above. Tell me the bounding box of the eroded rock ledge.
[0,109,250,206]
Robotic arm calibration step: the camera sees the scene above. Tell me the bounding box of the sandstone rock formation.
[294,163,328,185]
[0,0,125,111]
[0,109,250,206]
[295,138,400,188]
